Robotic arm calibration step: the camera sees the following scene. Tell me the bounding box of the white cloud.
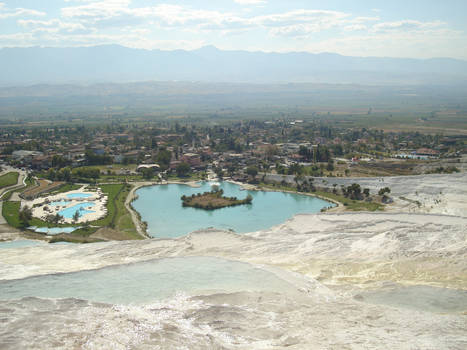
[344,24,367,32]
[0,32,35,46]
[300,27,467,59]
[372,20,444,33]
[1,2,465,59]
[234,0,267,5]
[61,0,131,19]
[0,4,46,19]
[18,18,90,34]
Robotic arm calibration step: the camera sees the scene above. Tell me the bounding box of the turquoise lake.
[133,181,333,238]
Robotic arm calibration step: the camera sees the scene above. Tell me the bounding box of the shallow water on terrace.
[356,284,467,314]
[29,226,79,235]
[133,181,332,238]
[0,257,295,304]
[0,240,43,249]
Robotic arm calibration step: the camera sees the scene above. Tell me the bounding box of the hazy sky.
[1,0,466,59]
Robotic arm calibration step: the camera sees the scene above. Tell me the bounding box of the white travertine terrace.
[0,172,466,349]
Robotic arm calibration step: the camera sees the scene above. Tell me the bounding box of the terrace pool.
[29,226,79,235]
[0,240,43,249]
[355,284,467,314]
[0,257,296,304]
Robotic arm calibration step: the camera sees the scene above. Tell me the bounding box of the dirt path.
[124,182,155,239]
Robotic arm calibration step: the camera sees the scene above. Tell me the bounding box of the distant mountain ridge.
[1,45,467,85]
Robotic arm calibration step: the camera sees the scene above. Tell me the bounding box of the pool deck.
[24,187,108,224]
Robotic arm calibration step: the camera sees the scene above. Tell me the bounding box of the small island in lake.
[181,189,253,210]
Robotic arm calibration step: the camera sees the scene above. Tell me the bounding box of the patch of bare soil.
[90,227,134,241]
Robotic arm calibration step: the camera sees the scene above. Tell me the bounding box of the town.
[2,118,464,183]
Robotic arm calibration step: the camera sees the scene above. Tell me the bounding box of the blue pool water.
[66,193,93,199]
[0,240,43,249]
[49,201,69,207]
[0,257,295,304]
[58,202,95,219]
[29,227,79,235]
[133,181,333,238]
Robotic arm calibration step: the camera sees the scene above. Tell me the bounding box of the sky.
[1,0,466,59]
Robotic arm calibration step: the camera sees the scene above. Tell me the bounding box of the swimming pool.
[66,193,93,199]
[49,201,69,207]
[58,202,96,219]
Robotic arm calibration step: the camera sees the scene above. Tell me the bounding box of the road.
[0,166,27,224]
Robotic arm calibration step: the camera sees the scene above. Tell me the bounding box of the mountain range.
[2,45,467,86]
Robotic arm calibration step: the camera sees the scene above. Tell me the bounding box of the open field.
[315,112,467,135]
[0,172,19,189]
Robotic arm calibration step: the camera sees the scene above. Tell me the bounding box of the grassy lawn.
[88,183,140,239]
[98,174,143,182]
[0,172,19,189]
[90,183,123,227]
[314,191,384,211]
[113,184,141,239]
[2,201,58,228]
[2,201,21,227]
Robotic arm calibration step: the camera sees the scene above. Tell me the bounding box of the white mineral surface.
[0,173,466,349]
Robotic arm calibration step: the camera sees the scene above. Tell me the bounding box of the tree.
[288,163,303,175]
[176,162,191,177]
[346,183,362,200]
[155,149,172,171]
[363,188,370,197]
[378,187,391,196]
[246,166,258,178]
[72,210,80,223]
[214,167,224,179]
[85,149,112,165]
[298,146,312,161]
[52,213,63,224]
[19,206,33,228]
[52,155,71,168]
[141,167,155,180]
